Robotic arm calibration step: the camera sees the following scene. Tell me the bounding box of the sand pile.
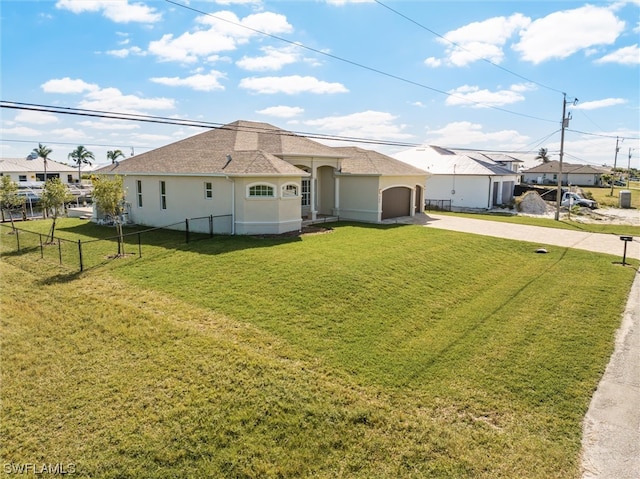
[518,190,551,215]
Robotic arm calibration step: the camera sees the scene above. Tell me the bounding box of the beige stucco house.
[94,120,428,235]
[0,157,78,186]
[521,161,607,186]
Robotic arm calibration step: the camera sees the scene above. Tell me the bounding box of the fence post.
[138,232,142,258]
[185,219,190,243]
[39,234,43,258]
[209,215,213,238]
[78,240,83,272]
[58,238,62,265]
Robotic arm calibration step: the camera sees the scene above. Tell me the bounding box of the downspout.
[225,176,235,235]
[487,176,492,209]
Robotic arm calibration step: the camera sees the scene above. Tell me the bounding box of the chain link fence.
[1,214,232,272]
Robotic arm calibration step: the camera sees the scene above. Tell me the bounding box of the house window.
[136,180,143,208]
[249,184,274,197]
[160,181,167,210]
[67,174,73,183]
[19,175,27,182]
[204,182,213,199]
[301,179,310,206]
[282,183,298,197]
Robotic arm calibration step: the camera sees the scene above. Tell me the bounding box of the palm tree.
[535,147,550,163]
[32,143,52,182]
[68,145,95,183]
[107,149,125,164]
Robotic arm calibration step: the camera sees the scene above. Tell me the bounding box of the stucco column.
[310,165,317,220]
[410,187,416,216]
[333,175,340,216]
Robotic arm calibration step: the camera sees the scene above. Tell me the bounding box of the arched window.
[282,183,299,197]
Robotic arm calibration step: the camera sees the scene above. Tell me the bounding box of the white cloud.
[595,44,640,65]
[424,121,529,147]
[446,83,535,108]
[324,0,375,4]
[256,106,304,118]
[15,111,60,125]
[55,0,161,23]
[41,77,99,94]
[239,75,348,94]
[433,14,530,67]
[148,11,292,63]
[304,111,412,140]
[78,87,175,114]
[77,120,141,130]
[150,71,226,91]
[237,45,301,71]
[513,5,625,64]
[424,57,442,68]
[1,126,41,137]
[50,127,86,139]
[106,46,145,58]
[214,0,262,5]
[574,98,627,110]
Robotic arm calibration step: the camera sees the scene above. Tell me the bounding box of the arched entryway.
[381,186,411,220]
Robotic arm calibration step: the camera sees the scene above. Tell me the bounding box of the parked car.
[561,192,597,209]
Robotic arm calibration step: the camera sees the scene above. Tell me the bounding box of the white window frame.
[247,183,275,198]
[136,180,143,208]
[281,183,299,198]
[301,179,310,206]
[160,180,167,210]
[204,181,213,199]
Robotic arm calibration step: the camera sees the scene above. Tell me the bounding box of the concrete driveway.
[421,213,640,260]
[401,213,640,478]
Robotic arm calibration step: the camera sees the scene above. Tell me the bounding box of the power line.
[0,101,422,148]
[164,0,556,124]
[373,0,565,95]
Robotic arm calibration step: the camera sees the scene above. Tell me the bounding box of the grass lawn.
[1,219,638,478]
[582,184,640,209]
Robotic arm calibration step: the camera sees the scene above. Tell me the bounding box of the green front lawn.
[1,219,637,478]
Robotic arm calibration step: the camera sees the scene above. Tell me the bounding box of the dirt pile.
[518,191,551,215]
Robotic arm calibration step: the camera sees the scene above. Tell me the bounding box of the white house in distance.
[394,145,519,210]
[521,161,607,186]
[0,156,78,186]
[94,120,428,235]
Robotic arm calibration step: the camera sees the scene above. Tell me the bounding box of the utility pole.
[555,94,577,221]
[610,137,622,196]
[626,148,634,188]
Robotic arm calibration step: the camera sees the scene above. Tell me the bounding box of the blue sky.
[1,0,639,169]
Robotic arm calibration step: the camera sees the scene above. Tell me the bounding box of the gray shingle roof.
[523,161,606,174]
[333,146,428,176]
[95,120,344,177]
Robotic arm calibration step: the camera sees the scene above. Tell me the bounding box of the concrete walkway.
[413,213,639,478]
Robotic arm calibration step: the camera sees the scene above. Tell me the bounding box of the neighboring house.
[394,145,519,210]
[449,149,527,175]
[94,120,428,235]
[0,157,79,186]
[521,161,607,186]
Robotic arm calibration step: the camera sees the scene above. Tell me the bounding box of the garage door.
[381,187,411,220]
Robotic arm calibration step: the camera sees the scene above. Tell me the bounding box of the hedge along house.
[394,145,519,210]
[94,120,428,235]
